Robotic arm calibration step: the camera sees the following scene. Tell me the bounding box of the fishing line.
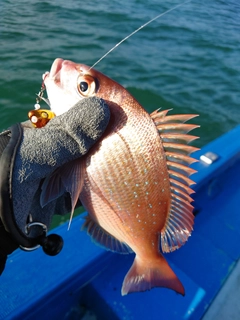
[89,0,192,71]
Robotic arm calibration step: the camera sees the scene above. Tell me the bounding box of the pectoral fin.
[41,158,85,228]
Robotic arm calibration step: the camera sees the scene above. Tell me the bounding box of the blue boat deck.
[1,125,240,320]
[202,258,240,320]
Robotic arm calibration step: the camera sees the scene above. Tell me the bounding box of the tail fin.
[121,255,184,296]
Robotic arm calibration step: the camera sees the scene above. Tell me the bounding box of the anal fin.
[83,216,133,254]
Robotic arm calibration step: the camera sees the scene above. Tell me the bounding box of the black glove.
[0,97,110,274]
[0,219,18,274]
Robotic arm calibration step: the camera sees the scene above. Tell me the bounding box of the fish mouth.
[41,58,82,115]
[49,58,64,77]
[41,58,65,107]
[42,58,64,82]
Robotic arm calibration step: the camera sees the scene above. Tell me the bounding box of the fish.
[40,58,199,296]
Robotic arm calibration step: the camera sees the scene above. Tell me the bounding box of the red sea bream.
[41,58,199,296]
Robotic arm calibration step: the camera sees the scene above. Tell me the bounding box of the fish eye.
[77,75,97,97]
[80,81,88,92]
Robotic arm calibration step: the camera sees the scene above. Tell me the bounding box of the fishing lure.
[28,81,55,128]
[28,108,55,128]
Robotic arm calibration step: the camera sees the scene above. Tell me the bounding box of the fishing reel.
[22,220,64,256]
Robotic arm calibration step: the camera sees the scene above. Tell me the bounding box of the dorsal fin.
[150,109,199,253]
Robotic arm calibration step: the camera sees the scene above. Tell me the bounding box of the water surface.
[1,0,240,146]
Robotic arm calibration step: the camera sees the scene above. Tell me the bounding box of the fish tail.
[121,254,184,296]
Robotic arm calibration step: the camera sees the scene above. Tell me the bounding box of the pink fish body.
[42,58,199,295]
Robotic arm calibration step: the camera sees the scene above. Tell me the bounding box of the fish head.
[43,58,126,115]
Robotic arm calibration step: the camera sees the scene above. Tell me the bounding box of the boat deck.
[1,125,240,319]
[203,259,240,320]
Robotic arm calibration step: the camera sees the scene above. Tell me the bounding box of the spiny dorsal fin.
[150,109,199,253]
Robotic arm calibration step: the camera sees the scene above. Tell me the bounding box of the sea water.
[1,0,240,146]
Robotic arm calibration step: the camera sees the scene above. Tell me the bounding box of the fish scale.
[82,105,169,233]
[41,58,199,296]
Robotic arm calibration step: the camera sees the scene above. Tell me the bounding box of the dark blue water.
[1,0,240,147]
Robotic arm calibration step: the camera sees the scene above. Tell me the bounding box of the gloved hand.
[0,96,110,274]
